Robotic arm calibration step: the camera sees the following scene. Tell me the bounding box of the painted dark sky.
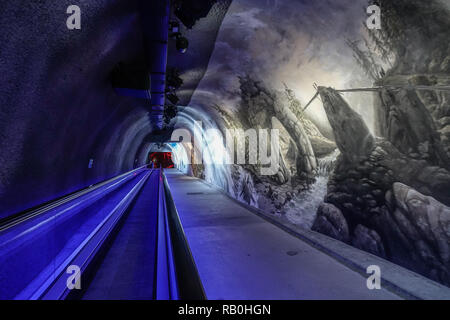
[186,0,380,130]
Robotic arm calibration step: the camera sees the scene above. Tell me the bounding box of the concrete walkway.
[165,170,401,300]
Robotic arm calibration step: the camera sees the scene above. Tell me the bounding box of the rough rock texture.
[237,76,291,184]
[273,93,318,174]
[372,0,450,162]
[352,224,386,258]
[318,87,375,163]
[312,203,350,243]
[208,77,338,219]
[375,86,450,169]
[239,76,330,178]
[388,183,450,283]
[313,140,450,286]
[314,83,450,286]
[375,1,450,76]
[283,86,336,157]
[309,136,337,158]
[313,0,450,286]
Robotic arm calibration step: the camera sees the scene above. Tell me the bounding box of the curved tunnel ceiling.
[169,0,233,106]
[0,0,232,218]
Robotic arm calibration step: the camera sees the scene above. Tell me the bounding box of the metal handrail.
[0,168,151,299]
[156,168,179,300]
[38,170,153,300]
[1,166,204,300]
[0,165,148,232]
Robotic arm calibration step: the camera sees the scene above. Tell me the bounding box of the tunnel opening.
[149,152,174,168]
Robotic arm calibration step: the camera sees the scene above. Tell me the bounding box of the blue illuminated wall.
[0,1,152,218]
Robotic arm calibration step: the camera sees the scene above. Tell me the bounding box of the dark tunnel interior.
[0,0,450,303]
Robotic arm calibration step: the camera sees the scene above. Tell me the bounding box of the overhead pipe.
[140,0,171,131]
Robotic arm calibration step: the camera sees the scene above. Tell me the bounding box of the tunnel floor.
[1,168,448,299]
[165,170,400,300]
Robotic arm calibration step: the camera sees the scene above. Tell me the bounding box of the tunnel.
[0,0,450,303]
[149,152,175,168]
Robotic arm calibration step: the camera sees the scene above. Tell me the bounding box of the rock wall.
[318,87,375,163]
[313,137,450,284]
[238,76,335,179]
[312,0,450,286]
[372,0,450,163]
[313,86,450,286]
[375,81,450,169]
